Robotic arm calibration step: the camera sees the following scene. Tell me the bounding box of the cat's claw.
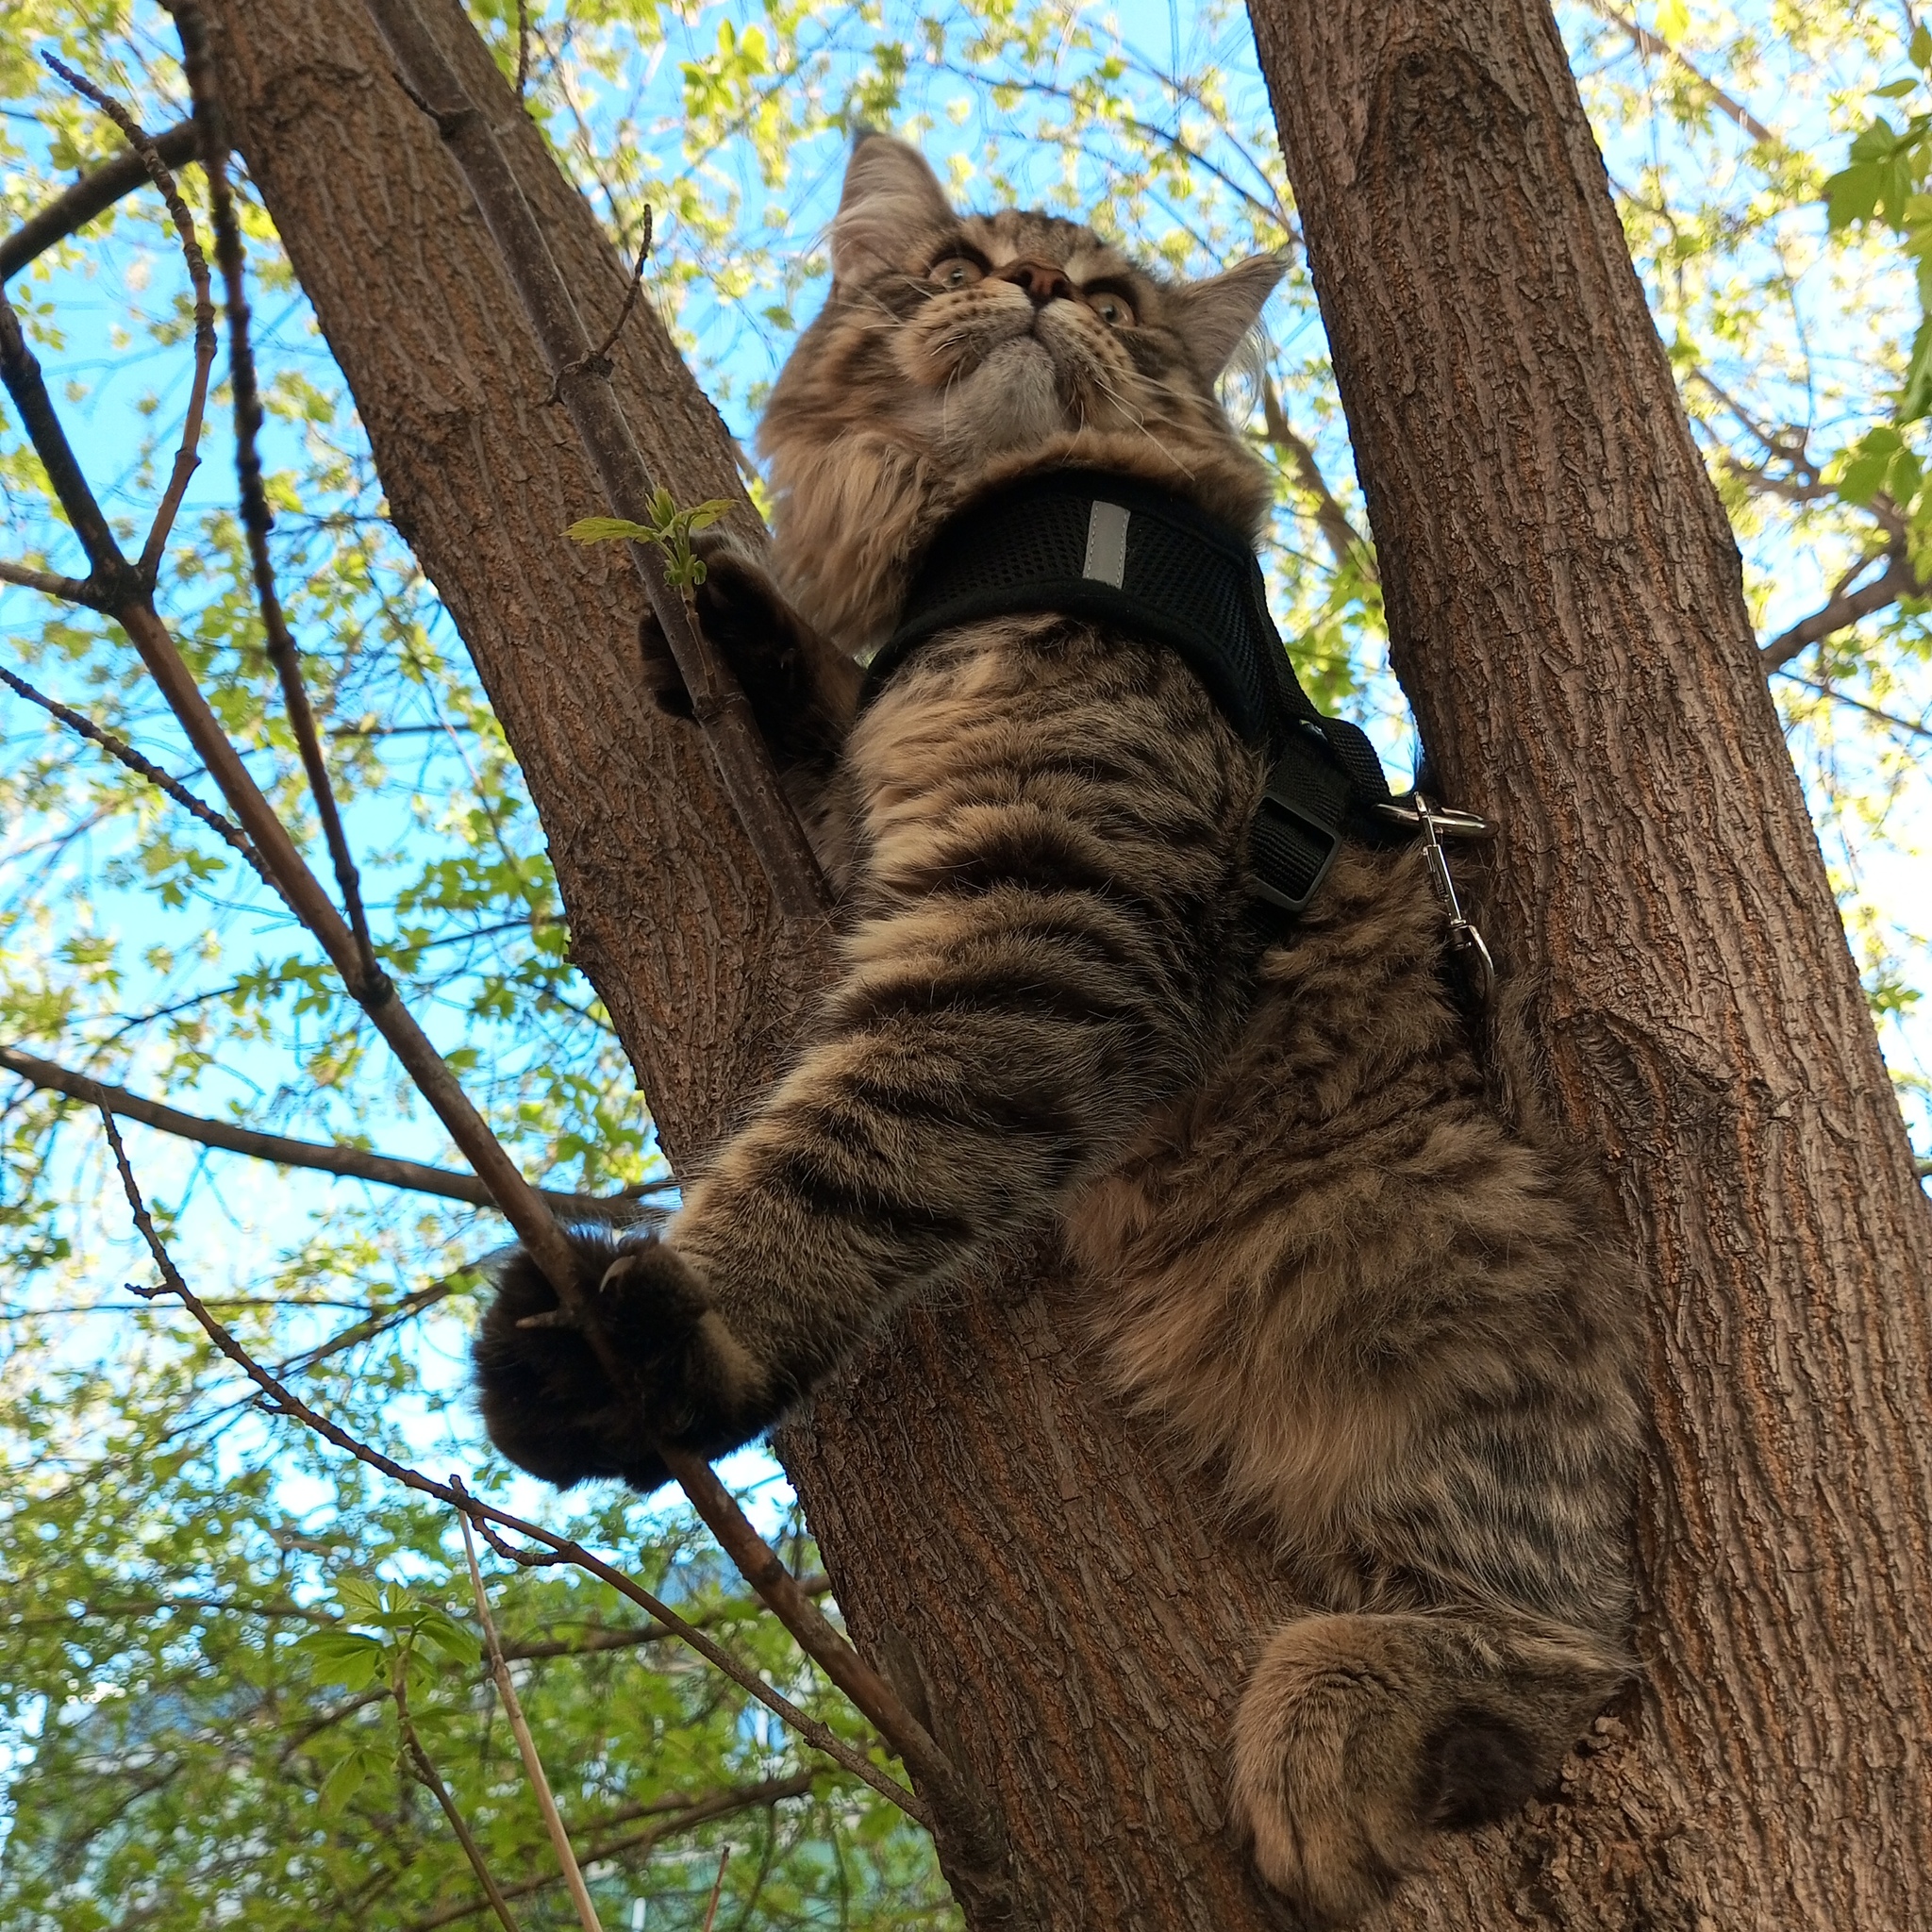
[474,1224,781,1492]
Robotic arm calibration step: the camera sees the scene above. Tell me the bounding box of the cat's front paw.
[474,1225,781,1492]
[636,533,858,763]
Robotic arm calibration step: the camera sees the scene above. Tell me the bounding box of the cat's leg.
[477,627,1261,1490]
[1225,1232,1640,1924]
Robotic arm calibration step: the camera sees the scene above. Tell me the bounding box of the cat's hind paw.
[1230,1611,1620,1925]
[474,1225,782,1492]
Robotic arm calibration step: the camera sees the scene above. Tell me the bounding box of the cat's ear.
[831,132,956,284]
[1172,254,1289,378]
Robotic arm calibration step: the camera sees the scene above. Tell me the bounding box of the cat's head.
[760,133,1287,651]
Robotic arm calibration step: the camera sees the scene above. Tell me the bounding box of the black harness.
[864,469,1433,917]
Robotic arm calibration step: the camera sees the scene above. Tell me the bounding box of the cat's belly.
[1059,843,1600,1574]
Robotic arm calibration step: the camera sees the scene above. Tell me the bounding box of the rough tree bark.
[1241,4,1932,1927]
[202,0,1932,1924]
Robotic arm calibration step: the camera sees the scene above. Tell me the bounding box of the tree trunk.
[1242,2,1932,1926]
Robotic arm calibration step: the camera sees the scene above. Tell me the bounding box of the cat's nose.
[996,258,1074,307]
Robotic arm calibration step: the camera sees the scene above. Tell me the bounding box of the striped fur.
[475,135,1640,1924]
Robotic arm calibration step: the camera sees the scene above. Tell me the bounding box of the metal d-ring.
[1409,791,1496,1010]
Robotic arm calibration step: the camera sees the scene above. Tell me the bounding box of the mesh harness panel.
[862,469,1401,915]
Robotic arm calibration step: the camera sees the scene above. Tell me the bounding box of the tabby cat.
[476,133,1641,1924]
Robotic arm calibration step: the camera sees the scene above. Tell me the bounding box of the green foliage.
[568,491,734,590]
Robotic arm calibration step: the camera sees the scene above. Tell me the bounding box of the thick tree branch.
[0,120,200,282]
[1760,547,1924,671]
[174,8,383,982]
[362,0,826,925]
[0,277,590,1296]
[0,1043,649,1216]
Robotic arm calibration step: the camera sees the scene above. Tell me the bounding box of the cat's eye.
[1083,289,1137,327]
[930,257,985,290]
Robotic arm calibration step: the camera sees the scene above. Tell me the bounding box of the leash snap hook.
[1411,791,1495,1010]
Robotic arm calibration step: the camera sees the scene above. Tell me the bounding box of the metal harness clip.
[1406,791,1495,1010]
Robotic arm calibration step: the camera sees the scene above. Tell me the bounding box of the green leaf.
[1915,22,1932,68]
[566,515,654,544]
[294,1626,389,1681]
[1826,162,1885,228]
[335,1574,385,1622]
[320,1746,384,1815]
[416,1610,482,1667]
[1874,78,1920,100]
[1654,0,1689,43]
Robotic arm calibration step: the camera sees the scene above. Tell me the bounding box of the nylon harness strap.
[863,468,1400,916]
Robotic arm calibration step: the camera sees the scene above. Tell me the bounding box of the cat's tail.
[1230,1608,1629,1926]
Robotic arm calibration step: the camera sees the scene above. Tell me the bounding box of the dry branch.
[396,1674,527,1932]
[362,0,826,924]
[456,1491,606,1932]
[1585,0,1781,148]
[0,1043,652,1216]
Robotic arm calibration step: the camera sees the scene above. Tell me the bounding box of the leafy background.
[2,0,1928,1924]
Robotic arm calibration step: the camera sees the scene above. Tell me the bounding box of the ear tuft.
[1173,252,1290,380]
[831,134,955,285]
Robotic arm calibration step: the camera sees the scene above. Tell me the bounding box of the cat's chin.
[941,338,1067,457]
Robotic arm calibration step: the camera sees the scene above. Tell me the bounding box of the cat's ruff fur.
[475,133,1641,1924]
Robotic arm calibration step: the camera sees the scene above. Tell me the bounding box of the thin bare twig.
[499,1574,829,1660]
[173,5,385,989]
[1772,670,1932,744]
[39,58,217,583]
[545,207,652,405]
[1260,375,1374,580]
[0,119,200,282]
[94,1124,924,1823]
[365,0,826,925]
[0,1042,655,1216]
[0,661,277,893]
[395,1669,526,1932]
[700,1844,731,1932]
[1586,0,1781,149]
[456,1488,605,1932]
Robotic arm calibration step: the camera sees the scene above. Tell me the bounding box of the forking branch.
[7,32,977,1852]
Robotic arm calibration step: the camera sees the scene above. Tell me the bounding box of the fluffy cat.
[475,133,1641,1924]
